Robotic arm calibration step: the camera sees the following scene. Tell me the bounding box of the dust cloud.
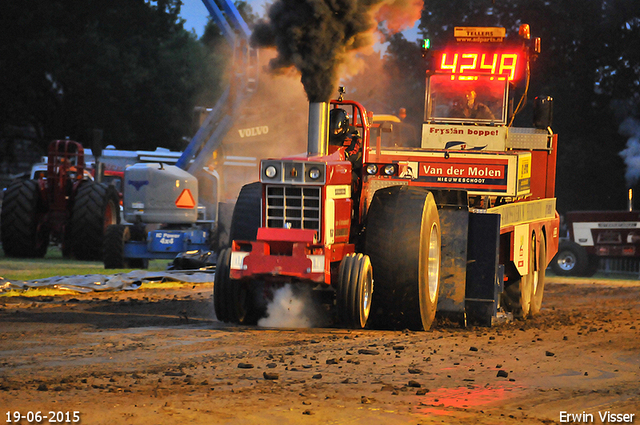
[618,117,640,187]
[257,284,328,328]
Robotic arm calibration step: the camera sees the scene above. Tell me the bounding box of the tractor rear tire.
[70,181,120,261]
[364,186,441,331]
[338,253,374,328]
[550,239,588,276]
[0,179,49,258]
[228,182,262,244]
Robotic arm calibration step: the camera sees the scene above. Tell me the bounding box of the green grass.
[0,246,168,282]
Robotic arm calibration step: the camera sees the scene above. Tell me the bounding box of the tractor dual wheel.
[530,235,547,316]
[338,253,374,329]
[504,234,548,318]
[69,182,120,261]
[364,186,441,331]
[213,248,262,325]
[0,179,49,258]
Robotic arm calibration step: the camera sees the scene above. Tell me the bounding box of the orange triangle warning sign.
[175,189,195,209]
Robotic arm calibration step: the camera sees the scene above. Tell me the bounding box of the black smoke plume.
[251,0,422,102]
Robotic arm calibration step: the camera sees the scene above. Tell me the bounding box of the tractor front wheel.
[338,253,374,328]
[213,248,232,322]
[213,248,262,325]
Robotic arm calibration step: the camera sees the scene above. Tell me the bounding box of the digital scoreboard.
[435,50,524,81]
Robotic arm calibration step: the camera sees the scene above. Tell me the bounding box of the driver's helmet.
[329,108,350,145]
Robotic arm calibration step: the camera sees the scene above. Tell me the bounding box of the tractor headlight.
[365,164,378,175]
[383,164,397,176]
[265,165,277,178]
[308,167,321,180]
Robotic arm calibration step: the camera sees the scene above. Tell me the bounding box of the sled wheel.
[550,239,588,276]
[70,182,120,260]
[338,253,374,328]
[0,179,49,257]
[530,235,547,316]
[365,186,441,330]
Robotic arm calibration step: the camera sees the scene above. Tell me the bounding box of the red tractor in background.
[1,140,120,260]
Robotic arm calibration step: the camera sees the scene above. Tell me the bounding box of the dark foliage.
[0,0,211,152]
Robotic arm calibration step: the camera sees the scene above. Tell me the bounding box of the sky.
[179,0,421,43]
[180,0,269,37]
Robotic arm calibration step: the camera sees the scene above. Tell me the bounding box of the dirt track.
[1,277,639,424]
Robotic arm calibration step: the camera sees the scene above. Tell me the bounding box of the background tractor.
[1,140,120,260]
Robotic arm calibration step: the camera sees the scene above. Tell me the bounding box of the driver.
[329,108,362,211]
[329,108,362,167]
[451,89,495,120]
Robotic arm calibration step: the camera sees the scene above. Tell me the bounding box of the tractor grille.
[265,185,321,235]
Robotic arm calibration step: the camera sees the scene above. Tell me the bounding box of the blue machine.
[103,0,258,269]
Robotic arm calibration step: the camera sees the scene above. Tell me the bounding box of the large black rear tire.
[364,186,441,331]
[69,181,120,261]
[0,179,49,257]
[228,182,262,244]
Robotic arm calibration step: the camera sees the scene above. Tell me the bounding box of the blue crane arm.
[176,0,256,171]
[200,0,251,44]
[218,0,251,41]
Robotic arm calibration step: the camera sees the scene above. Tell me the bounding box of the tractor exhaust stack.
[307,102,329,156]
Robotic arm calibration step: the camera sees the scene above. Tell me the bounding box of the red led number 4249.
[439,52,520,80]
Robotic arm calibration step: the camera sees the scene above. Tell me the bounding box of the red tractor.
[1,140,120,259]
[214,25,559,329]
